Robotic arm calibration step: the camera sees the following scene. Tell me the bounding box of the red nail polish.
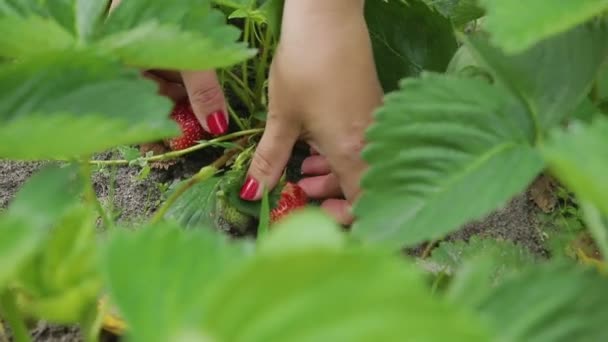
[240,176,259,201]
[206,111,228,136]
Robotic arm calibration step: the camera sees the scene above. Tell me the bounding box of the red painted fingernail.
[240,176,260,201]
[206,111,228,136]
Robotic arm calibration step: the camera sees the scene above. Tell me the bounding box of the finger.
[321,137,368,202]
[321,199,354,226]
[142,71,187,103]
[148,70,182,83]
[109,0,121,13]
[240,115,299,201]
[181,70,228,136]
[298,174,343,199]
[301,155,331,175]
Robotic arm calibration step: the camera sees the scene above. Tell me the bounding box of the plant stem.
[89,129,263,166]
[254,27,273,110]
[80,304,102,342]
[81,160,114,230]
[242,18,251,90]
[421,239,439,259]
[430,272,446,295]
[227,103,248,131]
[0,291,31,342]
[150,137,250,224]
[226,69,256,100]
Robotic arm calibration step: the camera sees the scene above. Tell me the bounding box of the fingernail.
[206,111,228,136]
[240,176,260,201]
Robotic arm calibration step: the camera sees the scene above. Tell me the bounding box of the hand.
[239,0,384,224]
[109,0,229,136]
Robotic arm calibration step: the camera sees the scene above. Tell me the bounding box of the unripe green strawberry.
[215,192,254,234]
[166,101,209,151]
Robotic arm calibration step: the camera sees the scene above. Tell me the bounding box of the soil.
[0,147,546,341]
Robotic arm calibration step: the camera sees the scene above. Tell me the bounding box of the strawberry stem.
[88,128,263,166]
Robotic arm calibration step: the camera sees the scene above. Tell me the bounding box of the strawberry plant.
[1,0,608,341]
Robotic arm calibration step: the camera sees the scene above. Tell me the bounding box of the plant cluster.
[0,0,608,341]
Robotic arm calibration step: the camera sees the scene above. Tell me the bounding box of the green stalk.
[88,129,263,166]
[225,69,255,114]
[242,17,251,89]
[80,160,114,230]
[254,26,273,111]
[80,303,102,342]
[227,103,248,130]
[0,291,31,342]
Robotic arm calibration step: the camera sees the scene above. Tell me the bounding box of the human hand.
[239,0,384,224]
[109,0,229,136]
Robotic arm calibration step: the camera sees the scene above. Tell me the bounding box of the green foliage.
[465,23,608,130]
[102,211,490,341]
[0,52,177,159]
[542,118,608,216]
[0,0,254,160]
[422,0,484,28]
[542,118,608,257]
[365,0,458,92]
[427,236,536,276]
[164,177,222,229]
[0,164,80,287]
[478,0,608,53]
[101,222,252,342]
[1,0,608,340]
[452,261,608,341]
[353,73,543,248]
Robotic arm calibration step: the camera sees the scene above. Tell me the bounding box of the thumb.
[181,70,229,136]
[240,115,299,201]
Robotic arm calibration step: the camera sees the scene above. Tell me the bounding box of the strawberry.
[166,101,209,151]
[270,182,308,223]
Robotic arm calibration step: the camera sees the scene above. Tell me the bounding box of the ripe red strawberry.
[166,101,209,151]
[270,182,308,223]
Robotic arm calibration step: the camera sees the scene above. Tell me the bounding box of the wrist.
[281,0,366,39]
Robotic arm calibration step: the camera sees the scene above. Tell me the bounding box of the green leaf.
[465,23,608,130]
[101,222,252,342]
[7,164,83,228]
[426,236,536,276]
[258,0,284,37]
[257,186,270,239]
[0,216,43,288]
[100,0,256,70]
[0,52,178,159]
[117,146,141,162]
[201,232,490,341]
[0,15,75,58]
[364,0,458,92]
[542,118,608,217]
[422,0,484,27]
[456,261,608,341]
[479,0,608,54]
[581,201,608,259]
[44,0,108,40]
[0,164,97,321]
[257,209,347,255]
[16,205,101,323]
[0,0,108,58]
[164,176,222,229]
[353,73,544,249]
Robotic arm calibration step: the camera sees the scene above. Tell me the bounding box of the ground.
[0,149,547,341]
